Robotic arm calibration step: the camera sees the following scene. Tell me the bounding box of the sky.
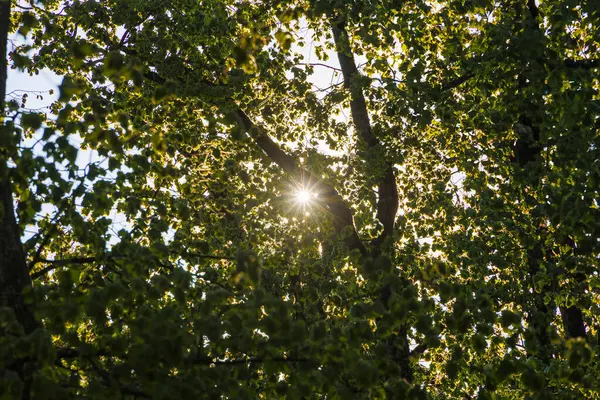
[6,62,60,113]
[4,26,346,244]
[6,21,465,247]
[6,55,130,241]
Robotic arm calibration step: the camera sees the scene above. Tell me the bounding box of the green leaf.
[20,113,44,131]
[275,30,294,51]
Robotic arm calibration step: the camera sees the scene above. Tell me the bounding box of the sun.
[285,180,321,218]
[295,189,312,204]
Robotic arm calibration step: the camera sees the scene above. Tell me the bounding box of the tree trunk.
[1,4,38,399]
[1,0,36,333]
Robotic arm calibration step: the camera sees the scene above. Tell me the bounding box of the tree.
[2,0,600,398]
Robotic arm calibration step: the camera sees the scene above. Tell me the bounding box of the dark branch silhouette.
[1,0,37,333]
[331,19,398,249]
[31,252,238,280]
[235,109,366,255]
[442,73,474,91]
[142,67,366,255]
[564,58,600,69]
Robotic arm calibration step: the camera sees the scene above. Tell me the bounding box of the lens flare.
[295,190,312,204]
[285,180,322,219]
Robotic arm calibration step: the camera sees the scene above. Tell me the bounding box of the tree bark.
[142,69,367,256]
[1,3,38,399]
[513,3,587,345]
[331,17,414,383]
[235,109,366,255]
[331,19,398,249]
[0,0,37,333]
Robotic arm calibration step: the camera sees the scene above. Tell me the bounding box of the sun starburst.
[283,179,323,219]
[295,189,312,205]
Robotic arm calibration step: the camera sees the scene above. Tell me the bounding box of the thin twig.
[298,62,342,72]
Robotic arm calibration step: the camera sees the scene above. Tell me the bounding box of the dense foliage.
[2,0,600,398]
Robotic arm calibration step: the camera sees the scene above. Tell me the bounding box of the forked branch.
[331,19,398,249]
[235,109,366,255]
[142,69,365,254]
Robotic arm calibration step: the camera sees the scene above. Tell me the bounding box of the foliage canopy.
[2,0,600,398]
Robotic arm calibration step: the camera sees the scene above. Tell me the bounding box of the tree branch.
[331,21,376,147]
[236,109,299,175]
[189,355,311,366]
[441,73,474,91]
[186,253,235,261]
[87,356,151,399]
[1,0,38,334]
[297,62,342,72]
[564,58,600,69]
[436,58,599,94]
[30,257,98,280]
[58,346,310,367]
[527,0,539,19]
[409,344,427,357]
[26,183,81,269]
[235,109,366,255]
[141,59,366,255]
[31,251,236,280]
[331,19,398,249]
[36,256,98,266]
